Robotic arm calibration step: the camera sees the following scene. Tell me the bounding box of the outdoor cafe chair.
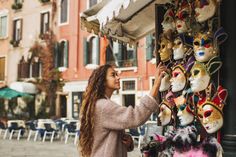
[129,126,145,149]
[26,120,39,142]
[6,120,26,140]
[0,121,7,137]
[42,123,57,143]
[64,121,80,145]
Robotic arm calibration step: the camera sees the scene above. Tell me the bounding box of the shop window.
[0,14,7,39]
[40,11,50,38]
[60,0,69,24]
[72,92,83,118]
[0,57,5,81]
[83,36,100,68]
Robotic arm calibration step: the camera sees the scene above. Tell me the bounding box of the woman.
[79,63,166,157]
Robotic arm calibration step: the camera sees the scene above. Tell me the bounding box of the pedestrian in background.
[79,63,166,157]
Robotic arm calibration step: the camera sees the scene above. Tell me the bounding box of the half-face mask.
[159,70,171,92]
[193,32,216,62]
[194,0,217,23]
[174,95,194,126]
[162,8,176,33]
[197,86,227,134]
[175,1,192,33]
[189,56,222,92]
[158,35,173,62]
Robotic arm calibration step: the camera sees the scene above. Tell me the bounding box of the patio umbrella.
[0,87,31,100]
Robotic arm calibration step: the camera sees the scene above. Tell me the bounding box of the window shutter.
[96,37,100,65]
[146,34,153,61]
[20,19,23,40]
[83,37,88,66]
[64,40,69,67]
[117,43,122,67]
[133,46,137,66]
[13,20,16,41]
[17,63,21,79]
[40,13,43,35]
[54,42,59,68]
[32,61,40,78]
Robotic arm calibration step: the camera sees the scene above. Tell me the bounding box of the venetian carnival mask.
[158,35,173,62]
[198,86,227,134]
[173,36,188,60]
[194,0,217,23]
[159,71,171,92]
[189,62,210,92]
[175,1,192,33]
[193,32,216,63]
[174,95,194,126]
[158,100,172,126]
[162,8,176,33]
[170,65,187,92]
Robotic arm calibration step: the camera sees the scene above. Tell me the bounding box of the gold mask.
[158,36,173,62]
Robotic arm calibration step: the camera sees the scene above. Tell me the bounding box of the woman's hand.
[122,133,134,152]
[150,62,167,97]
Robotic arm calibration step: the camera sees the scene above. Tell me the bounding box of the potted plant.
[11,2,23,10]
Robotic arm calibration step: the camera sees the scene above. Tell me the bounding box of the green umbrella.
[0,87,31,100]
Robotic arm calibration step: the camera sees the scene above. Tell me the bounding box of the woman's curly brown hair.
[79,64,112,157]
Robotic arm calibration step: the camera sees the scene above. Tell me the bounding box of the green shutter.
[83,37,88,66]
[146,34,153,61]
[96,37,100,65]
[64,40,69,67]
[54,42,59,68]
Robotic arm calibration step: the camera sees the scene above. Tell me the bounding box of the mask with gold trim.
[175,1,192,33]
[193,32,216,62]
[197,86,228,134]
[194,0,217,23]
[158,34,173,62]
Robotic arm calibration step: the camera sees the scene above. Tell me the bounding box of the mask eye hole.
[204,110,213,118]
[203,39,212,48]
[194,41,200,46]
[177,41,182,45]
[173,72,180,78]
[193,69,200,76]
[181,11,188,19]
[161,44,166,49]
[179,104,186,111]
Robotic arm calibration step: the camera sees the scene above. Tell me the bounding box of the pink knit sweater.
[90,95,158,157]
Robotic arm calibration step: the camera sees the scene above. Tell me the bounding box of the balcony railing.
[11,2,23,10]
[106,59,137,68]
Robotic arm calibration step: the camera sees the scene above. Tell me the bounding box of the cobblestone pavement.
[0,135,142,157]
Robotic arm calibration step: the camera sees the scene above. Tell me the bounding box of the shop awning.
[81,0,170,44]
[0,87,31,100]
[9,82,38,94]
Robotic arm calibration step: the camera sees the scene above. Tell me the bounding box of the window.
[54,40,69,69]
[106,41,137,68]
[121,79,136,107]
[0,15,7,38]
[13,18,22,41]
[40,12,50,35]
[122,80,135,91]
[0,57,5,81]
[60,0,68,24]
[83,36,100,67]
[146,33,156,61]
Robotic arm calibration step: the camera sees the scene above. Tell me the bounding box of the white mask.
[162,9,176,33]
[170,67,186,92]
[177,104,194,126]
[158,102,172,126]
[189,62,210,92]
[173,37,187,60]
[194,0,217,23]
[159,71,171,92]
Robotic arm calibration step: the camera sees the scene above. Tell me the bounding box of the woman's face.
[105,68,120,91]
[158,103,172,126]
[170,67,186,92]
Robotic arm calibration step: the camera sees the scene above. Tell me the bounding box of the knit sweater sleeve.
[98,95,158,130]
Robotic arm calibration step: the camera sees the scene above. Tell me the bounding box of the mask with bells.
[197,86,228,134]
[162,8,176,33]
[158,33,173,62]
[158,92,175,126]
[175,1,192,33]
[194,0,217,23]
[174,95,194,126]
[189,56,222,92]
